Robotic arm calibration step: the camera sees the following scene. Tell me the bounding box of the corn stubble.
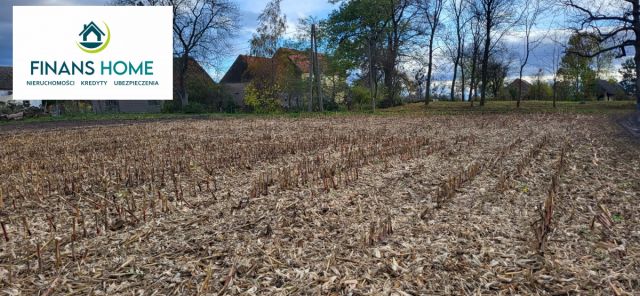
[0,114,637,295]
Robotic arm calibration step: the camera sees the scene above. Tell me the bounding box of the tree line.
[117,0,640,111]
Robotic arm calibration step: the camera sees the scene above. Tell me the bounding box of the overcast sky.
[0,0,626,84]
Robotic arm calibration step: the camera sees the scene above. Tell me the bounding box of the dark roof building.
[220,48,327,107]
[174,57,217,90]
[220,48,325,84]
[506,79,532,100]
[93,58,217,113]
[220,55,272,84]
[0,67,13,103]
[595,79,626,101]
[0,67,12,91]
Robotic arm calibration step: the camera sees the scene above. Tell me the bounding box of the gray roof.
[595,79,624,96]
[0,67,11,90]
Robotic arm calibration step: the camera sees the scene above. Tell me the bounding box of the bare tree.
[564,0,640,109]
[420,0,445,105]
[113,0,238,108]
[448,0,469,101]
[250,0,287,89]
[546,32,565,108]
[174,0,237,107]
[250,0,286,58]
[384,0,416,106]
[473,0,520,106]
[467,14,484,106]
[516,0,545,108]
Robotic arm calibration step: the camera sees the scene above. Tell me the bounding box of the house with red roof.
[220,48,330,108]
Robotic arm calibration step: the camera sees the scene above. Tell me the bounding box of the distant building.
[594,79,627,101]
[220,55,272,106]
[506,79,532,100]
[220,48,335,108]
[92,57,217,113]
[172,56,219,103]
[0,66,13,103]
[91,100,161,113]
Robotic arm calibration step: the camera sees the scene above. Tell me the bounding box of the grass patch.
[382,100,637,115]
[1,100,636,127]
[0,112,195,126]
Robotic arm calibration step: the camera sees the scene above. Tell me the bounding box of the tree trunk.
[635,48,640,110]
[308,43,314,112]
[634,0,640,110]
[480,17,491,107]
[178,54,190,108]
[518,40,531,108]
[368,38,375,112]
[552,78,557,108]
[470,47,478,107]
[383,34,398,105]
[452,14,463,102]
[575,77,580,101]
[384,62,395,103]
[425,32,436,105]
[331,76,337,105]
[635,28,640,110]
[458,28,465,102]
[312,25,323,112]
[517,68,524,108]
[450,55,459,101]
[460,61,466,102]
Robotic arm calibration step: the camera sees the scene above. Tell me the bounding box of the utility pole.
[308,27,314,112]
[367,36,375,112]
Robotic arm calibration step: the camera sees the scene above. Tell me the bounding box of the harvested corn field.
[0,114,639,295]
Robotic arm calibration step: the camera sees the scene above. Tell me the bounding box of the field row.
[0,114,638,295]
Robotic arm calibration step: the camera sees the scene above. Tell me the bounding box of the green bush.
[323,98,341,111]
[222,96,240,113]
[244,83,281,113]
[161,100,180,113]
[183,102,206,114]
[351,85,371,105]
[528,81,553,100]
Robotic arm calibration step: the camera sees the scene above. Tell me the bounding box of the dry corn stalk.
[199,264,213,295]
[495,173,508,193]
[37,242,43,271]
[591,203,614,233]
[364,216,393,246]
[533,191,555,254]
[22,216,31,237]
[55,238,61,270]
[1,222,8,242]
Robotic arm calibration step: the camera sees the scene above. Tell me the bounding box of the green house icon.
[79,21,106,49]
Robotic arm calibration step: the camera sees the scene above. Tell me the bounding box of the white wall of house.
[0,91,12,103]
